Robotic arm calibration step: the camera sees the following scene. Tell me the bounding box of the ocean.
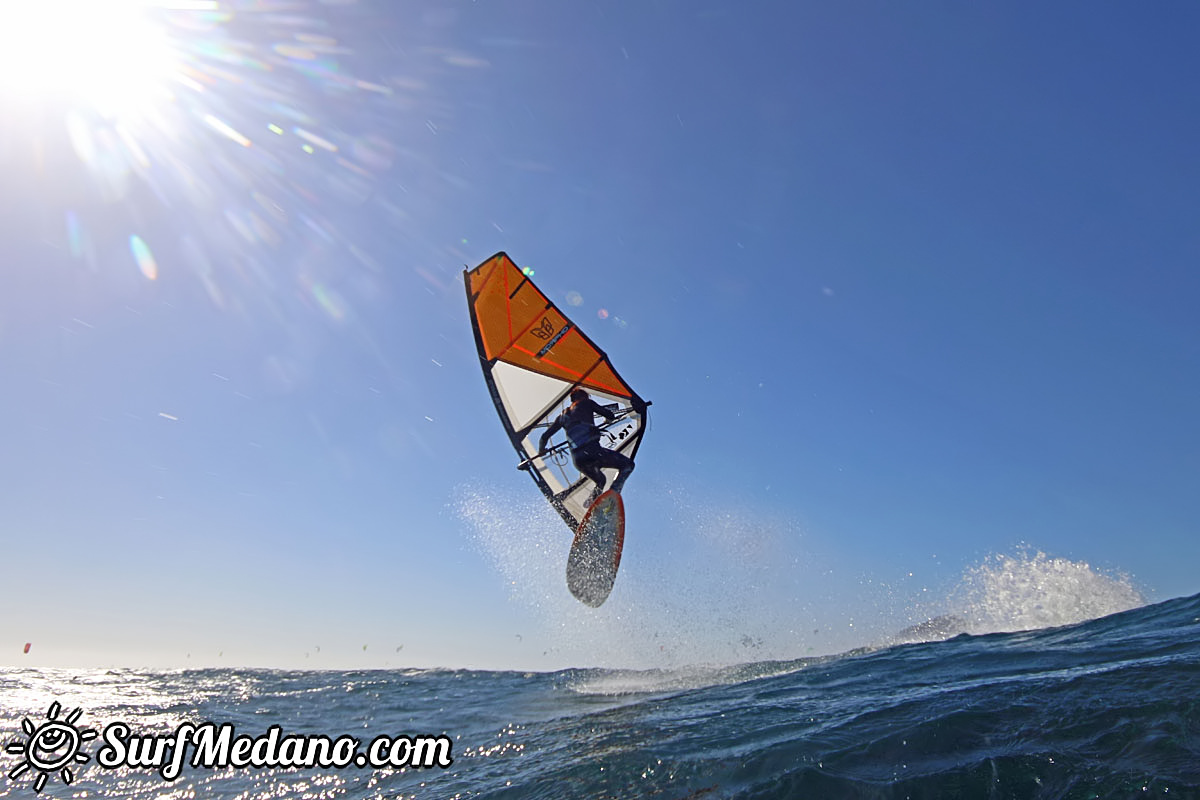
[3,591,1198,799]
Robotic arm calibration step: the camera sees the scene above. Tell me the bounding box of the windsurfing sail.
[464,252,649,532]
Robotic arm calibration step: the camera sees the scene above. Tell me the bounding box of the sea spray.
[953,549,1144,634]
[891,549,1146,645]
[459,482,1148,668]
[455,482,840,670]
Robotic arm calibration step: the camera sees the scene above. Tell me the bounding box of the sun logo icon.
[5,701,97,793]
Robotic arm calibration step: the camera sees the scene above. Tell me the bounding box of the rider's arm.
[539,416,563,453]
[590,398,616,423]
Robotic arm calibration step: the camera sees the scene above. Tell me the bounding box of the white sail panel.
[491,360,572,433]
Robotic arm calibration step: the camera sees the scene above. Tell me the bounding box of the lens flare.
[0,0,179,120]
[130,235,158,280]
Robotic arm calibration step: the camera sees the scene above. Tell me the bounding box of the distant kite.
[23,643,31,654]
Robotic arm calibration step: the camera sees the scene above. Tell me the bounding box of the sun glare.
[0,0,179,119]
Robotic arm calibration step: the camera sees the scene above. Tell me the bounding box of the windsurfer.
[539,388,635,503]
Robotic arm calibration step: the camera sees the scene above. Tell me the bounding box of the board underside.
[566,491,625,607]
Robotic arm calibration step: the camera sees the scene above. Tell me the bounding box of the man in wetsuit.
[539,388,635,503]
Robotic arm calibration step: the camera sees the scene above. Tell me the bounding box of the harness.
[560,405,601,451]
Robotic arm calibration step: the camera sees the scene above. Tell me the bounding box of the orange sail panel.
[466,255,631,399]
[465,252,649,531]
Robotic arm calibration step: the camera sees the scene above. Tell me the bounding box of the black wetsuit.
[540,397,635,494]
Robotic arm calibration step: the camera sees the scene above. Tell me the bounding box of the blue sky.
[1,1,1197,670]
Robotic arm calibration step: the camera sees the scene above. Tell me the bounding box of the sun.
[5,701,98,793]
[0,0,181,120]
